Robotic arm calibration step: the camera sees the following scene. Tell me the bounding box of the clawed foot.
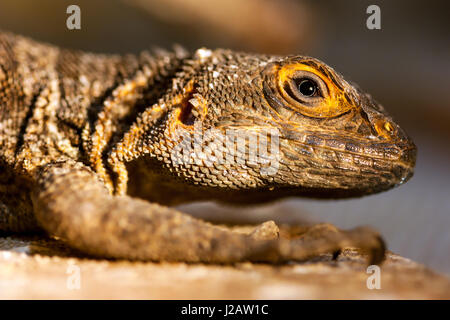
[242,222,386,265]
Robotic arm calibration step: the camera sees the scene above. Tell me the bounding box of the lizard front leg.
[31,160,385,264]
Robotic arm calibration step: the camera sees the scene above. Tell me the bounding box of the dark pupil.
[298,79,317,97]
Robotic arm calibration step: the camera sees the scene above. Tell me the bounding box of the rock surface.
[0,235,449,299]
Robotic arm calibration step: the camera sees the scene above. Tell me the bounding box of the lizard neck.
[77,48,190,194]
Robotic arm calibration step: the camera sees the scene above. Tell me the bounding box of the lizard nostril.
[374,120,395,139]
[383,122,394,133]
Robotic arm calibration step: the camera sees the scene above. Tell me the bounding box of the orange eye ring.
[276,64,353,118]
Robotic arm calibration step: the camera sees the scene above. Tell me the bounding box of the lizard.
[0,31,416,264]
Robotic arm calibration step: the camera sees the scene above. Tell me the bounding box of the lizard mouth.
[278,131,417,196]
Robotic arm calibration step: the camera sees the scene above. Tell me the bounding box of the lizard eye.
[296,78,319,97]
[274,62,352,118]
[282,71,327,105]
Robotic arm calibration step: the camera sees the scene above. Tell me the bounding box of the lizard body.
[0,31,416,263]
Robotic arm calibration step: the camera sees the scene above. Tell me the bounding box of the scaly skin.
[0,31,416,264]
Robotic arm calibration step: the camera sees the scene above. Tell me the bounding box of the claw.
[343,226,386,265]
[367,235,386,265]
[332,249,342,261]
[267,224,386,265]
[250,220,280,240]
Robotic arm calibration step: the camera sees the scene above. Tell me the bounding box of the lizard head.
[127,49,416,203]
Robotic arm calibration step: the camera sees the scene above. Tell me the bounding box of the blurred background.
[0,0,448,273]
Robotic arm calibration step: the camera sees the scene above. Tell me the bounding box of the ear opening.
[177,83,203,126]
[178,98,196,126]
